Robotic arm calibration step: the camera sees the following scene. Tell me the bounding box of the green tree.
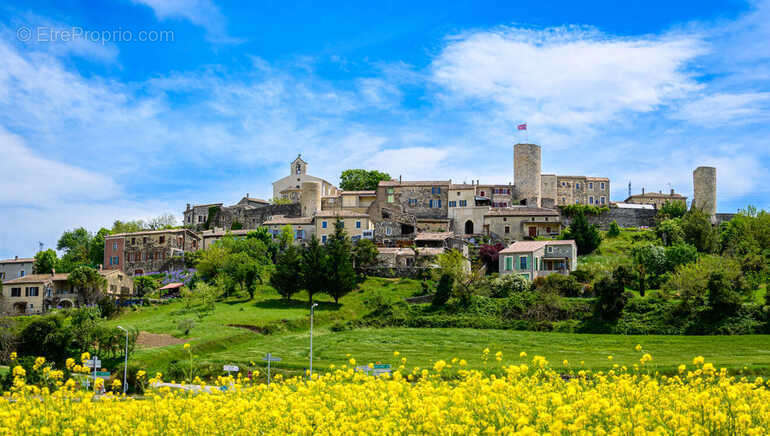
[656,218,684,246]
[339,169,392,191]
[89,228,110,267]
[664,244,698,271]
[67,266,107,305]
[562,211,602,255]
[57,228,93,271]
[631,244,666,296]
[352,239,379,278]
[607,220,621,238]
[33,249,58,274]
[659,201,687,219]
[111,220,144,234]
[706,272,743,322]
[432,274,453,307]
[278,225,294,251]
[681,209,719,253]
[324,220,357,304]
[270,245,303,300]
[301,236,327,304]
[434,249,479,305]
[593,270,628,321]
[133,276,159,298]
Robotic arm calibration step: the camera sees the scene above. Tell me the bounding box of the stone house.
[1,269,133,314]
[200,228,255,250]
[546,175,610,207]
[315,210,373,244]
[321,190,377,214]
[262,216,316,244]
[0,256,33,282]
[371,179,450,243]
[483,207,562,242]
[476,184,514,208]
[375,247,446,268]
[624,188,687,209]
[272,154,339,202]
[183,203,223,228]
[498,240,577,280]
[104,229,201,276]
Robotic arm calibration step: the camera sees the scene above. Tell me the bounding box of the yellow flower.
[635,344,643,352]
[349,358,356,366]
[9,352,17,361]
[12,365,26,377]
[393,351,400,357]
[184,343,191,350]
[519,351,527,358]
[433,360,447,372]
[562,360,569,367]
[678,364,686,374]
[65,358,75,370]
[693,356,705,366]
[607,355,614,361]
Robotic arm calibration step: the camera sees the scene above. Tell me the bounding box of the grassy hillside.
[106,276,770,377]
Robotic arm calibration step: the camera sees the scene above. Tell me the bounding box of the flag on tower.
[517,123,527,131]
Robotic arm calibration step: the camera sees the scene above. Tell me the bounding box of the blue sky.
[1,0,769,258]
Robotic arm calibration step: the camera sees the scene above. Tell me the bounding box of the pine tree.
[324,220,357,304]
[270,245,303,300]
[301,236,327,304]
[563,211,602,255]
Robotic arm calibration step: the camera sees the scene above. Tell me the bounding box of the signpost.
[262,353,281,386]
[356,363,392,377]
[223,365,239,374]
[84,357,102,393]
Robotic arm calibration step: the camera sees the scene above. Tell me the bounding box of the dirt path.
[136,332,189,348]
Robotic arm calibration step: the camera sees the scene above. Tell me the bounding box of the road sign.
[223,365,239,372]
[374,364,391,369]
[356,364,392,377]
[263,353,281,386]
[84,359,102,368]
[95,371,111,377]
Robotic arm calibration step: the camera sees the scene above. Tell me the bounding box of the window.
[448,201,457,207]
[20,270,25,277]
[535,257,539,270]
[295,230,305,240]
[459,200,467,207]
[601,182,605,190]
[480,191,486,197]
[198,216,204,223]
[432,187,441,194]
[0,272,4,280]
[339,221,345,228]
[576,183,581,189]
[159,236,165,244]
[187,215,191,223]
[589,182,593,189]
[387,195,394,203]
[26,287,39,297]
[547,246,553,253]
[408,199,418,207]
[589,196,594,204]
[456,192,461,196]
[11,288,21,297]
[387,188,394,194]
[601,196,606,205]
[546,227,551,233]
[385,227,392,236]
[143,237,148,243]
[561,197,566,204]
[322,221,327,229]
[519,256,528,270]
[113,256,119,265]
[356,221,361,229]
[561,182,566,187]
[131,238,136,245]
[504,256,513,271]
[321,235,327,244]
[504,226,510,234]
[113,242,118,251]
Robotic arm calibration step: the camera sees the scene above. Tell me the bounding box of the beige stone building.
[499,240,577,280]
[1,269,134,314]
[272,155,339,204]
[624,188,687,209]
[548,175,610,207]
[483,207,562,243]
[0,256,33,282]
[321,190,377,214]
[262,216,315,244]
[316,210,373,244]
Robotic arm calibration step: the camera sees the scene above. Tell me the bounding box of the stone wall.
[213,203,301,230]
[560,207,657,230]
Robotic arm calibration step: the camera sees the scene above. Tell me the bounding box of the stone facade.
[483,207,562,243]
[624,189,687,209]
[693,166,717,221]
[514,143,542,207]
[262,216,316,244]
[184,203,223,228]
[550,176,610,207]
[371,180,450,243]
[560,205,658,230]
[316,211,373,244]
[212,203,301,231]
[0,257,33,281]
[104,229,201,276]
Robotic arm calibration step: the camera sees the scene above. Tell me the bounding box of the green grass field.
[105,276,770,378]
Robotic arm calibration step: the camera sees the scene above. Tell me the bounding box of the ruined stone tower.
[514,143,542,207]
[692,166,717,222]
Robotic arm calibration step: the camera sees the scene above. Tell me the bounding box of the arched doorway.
[60,300,73,309]
[13,302,27,314]
[464,220,474,235]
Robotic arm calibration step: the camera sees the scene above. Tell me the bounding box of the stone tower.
[514,143,542,207]
[300,181,321,217]
[692,166,717,222]
[291,154,307,176]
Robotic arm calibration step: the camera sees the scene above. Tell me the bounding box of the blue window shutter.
[429,200,433,208]
[438,200,442,208]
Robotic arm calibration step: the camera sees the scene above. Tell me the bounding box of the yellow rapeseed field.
[1,348,769,435]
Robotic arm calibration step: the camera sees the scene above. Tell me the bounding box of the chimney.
[186,203,190,211]
[14,256,18,260]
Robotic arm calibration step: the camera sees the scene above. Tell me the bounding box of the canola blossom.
[1,354,769,435]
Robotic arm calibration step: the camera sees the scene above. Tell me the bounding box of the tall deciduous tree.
[339,169,391,191]
[324,220,357,304]
[68,266,107,305]
[631,244,666,296]
[33,249,58,274]
[270,245,303,300]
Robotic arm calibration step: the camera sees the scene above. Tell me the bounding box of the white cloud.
[131,0,239,43]
[430,26,704,133]
[672,92,770,126]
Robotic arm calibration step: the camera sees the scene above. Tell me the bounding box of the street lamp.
[309,303,318,379]
[117,326,129,395]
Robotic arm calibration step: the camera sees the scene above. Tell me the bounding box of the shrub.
[656,218,684,246]
[534,274,583,298]
[432,274,453,307]
[562,211,602,255]
[593,274,627,321]
[489,274,529,298]
[607,220,621,238]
